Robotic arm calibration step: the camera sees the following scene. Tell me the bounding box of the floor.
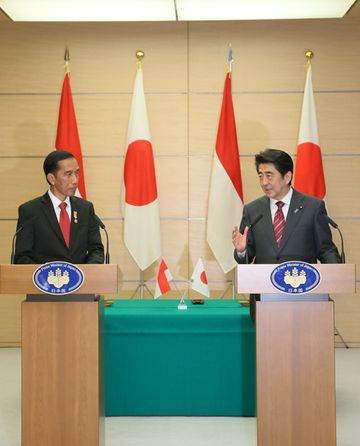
[0,348,359,446]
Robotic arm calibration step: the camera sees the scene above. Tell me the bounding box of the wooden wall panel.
[103,219,189,287]
[189,93,360,156]
[0,22,188,93]
[0,93,187,156]
[1,17,359,344]
[0,221,17,264]
[189,19,360,92]
[334,292,360,346]
[0,159,45,217]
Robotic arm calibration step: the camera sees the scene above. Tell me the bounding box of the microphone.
[10,225,24,264]
[94,215,110,264]
[245,214,263,264]
[10,215,38,264]
[325,215,345,263]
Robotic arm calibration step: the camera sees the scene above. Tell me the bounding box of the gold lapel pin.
[73,211,78,223]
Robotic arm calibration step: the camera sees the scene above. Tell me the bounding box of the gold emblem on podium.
[47,268,70,288]
[284,267,307,288]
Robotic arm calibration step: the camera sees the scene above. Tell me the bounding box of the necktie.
[59,202,70,247]
[273,201,285,247]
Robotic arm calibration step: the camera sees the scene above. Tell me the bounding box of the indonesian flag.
[123,67,161,271]
[207,68,244,273]
[55,72,87,199]
[294,64,326,200]
[191,258,210,298]
[154,259,173,299]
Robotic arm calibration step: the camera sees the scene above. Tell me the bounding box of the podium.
[237,263,356,446]
[0,264,118,446]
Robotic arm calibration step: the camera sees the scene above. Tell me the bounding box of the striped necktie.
[273,201,285,247]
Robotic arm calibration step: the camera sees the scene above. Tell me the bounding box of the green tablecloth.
[105,299,255,416]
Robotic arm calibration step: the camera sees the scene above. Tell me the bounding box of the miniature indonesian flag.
[154,259,173,299]
[191,258,210,298]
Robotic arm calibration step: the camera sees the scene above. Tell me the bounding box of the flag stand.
[220,269,237,299]
[335,326,349,349]
[130,270,153,299]
[170,281,187,309]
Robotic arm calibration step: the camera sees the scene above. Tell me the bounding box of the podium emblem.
[270,261,321,294]
[33,261,84,295]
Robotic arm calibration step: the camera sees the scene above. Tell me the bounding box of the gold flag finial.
[304,50,314,68]
[64,46,70,74]
[136,50,145,69]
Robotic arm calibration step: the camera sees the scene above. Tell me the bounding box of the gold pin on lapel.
[73,211,78,223]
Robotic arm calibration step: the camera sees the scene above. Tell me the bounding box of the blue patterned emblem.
[270,261,321,294]
[33,262,85,295]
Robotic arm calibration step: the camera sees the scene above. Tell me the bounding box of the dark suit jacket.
[234,189,341,265]
[14,192,104,264]
[234,189,341,321]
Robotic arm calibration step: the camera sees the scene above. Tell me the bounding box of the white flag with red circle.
[154,259,173,299]
[123,67,161,270]
[294,64,326,199]
[191,258,210,298]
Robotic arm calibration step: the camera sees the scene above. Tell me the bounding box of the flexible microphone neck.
[10,226,24,264]
[245,214,263,264]
[94,215,110,264]
[325,215,345,263]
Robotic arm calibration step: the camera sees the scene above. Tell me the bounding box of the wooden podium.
[0,264,118,446]
[237,263,356,446]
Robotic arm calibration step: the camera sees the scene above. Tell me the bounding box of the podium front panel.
[256,301,336,446]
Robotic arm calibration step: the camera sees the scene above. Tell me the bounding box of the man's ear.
[285,171,292,185]
[47,173,55,185]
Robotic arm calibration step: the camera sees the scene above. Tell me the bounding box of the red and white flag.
[207,53,244,273]
[191,258,210,298]
[294,63,326,200]
[123,66,161,271]
[154,259,173,299]
[56,71,87,199]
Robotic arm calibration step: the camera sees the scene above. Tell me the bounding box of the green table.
[105,299,255,416]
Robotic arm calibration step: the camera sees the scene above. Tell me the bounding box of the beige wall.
[0,16,359,345]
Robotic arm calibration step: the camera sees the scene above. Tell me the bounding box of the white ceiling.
[0,0,357,22]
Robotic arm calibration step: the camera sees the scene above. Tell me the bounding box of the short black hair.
[43,150,75,184]
[255,148,293,178]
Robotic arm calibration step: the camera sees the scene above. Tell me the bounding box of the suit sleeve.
[85,203,105,264]
[314,201,341,264]
[14,204,36,264]
[233,206,256,264]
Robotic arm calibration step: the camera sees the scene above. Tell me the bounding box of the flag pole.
[64,46,70,73]
[300,50,348,348]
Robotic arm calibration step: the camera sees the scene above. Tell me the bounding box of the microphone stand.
[326,215,349,348]
[10,226,23,264]
[94,215,110,264]
[103,229,110,265]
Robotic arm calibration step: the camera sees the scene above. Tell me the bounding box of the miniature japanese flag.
[191,258,210,298]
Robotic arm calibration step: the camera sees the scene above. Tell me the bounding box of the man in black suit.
[14,150,104,264]
[232,148,341,320]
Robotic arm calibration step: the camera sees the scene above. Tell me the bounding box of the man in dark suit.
[232,148,341,320]
[14,150,104,264]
